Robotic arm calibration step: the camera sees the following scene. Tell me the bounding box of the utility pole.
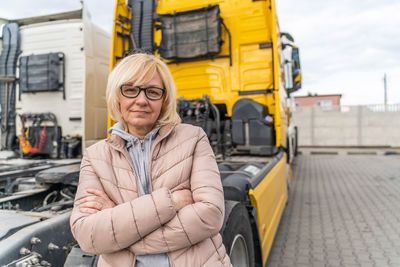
[383,73,387,110]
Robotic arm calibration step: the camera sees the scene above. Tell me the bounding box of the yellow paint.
[249,156,288,265]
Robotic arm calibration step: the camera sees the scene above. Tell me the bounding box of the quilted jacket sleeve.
[129,128,225,255]
[70,152,176,255]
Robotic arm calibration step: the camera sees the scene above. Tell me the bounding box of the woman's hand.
[78,188,116,214]
[172,189,193,211]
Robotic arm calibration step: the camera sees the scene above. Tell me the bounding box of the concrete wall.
[293,104,400,147]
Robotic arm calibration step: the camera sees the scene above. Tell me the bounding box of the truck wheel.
[286,135,291,163]
[294,126,298,157]
[223,203,255,267]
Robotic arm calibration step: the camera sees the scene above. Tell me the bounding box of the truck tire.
[222,203,255,267]
[286,135,291,163]
[294,126,298,157]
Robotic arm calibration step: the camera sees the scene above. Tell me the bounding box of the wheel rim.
[229,234,249,267]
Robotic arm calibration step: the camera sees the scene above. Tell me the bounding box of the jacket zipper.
[148,126,176,266]
[167,254,175,267]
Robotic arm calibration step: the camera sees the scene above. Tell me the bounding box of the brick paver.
[267,154,400,267]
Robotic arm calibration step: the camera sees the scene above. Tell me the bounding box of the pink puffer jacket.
[70,123,232,267]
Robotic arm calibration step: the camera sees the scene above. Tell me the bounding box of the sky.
[276,0,400,105]
[1,0,399,106]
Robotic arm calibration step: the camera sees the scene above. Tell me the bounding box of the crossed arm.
[78,188,192,215]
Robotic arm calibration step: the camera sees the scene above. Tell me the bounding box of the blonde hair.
[106,53,181,128]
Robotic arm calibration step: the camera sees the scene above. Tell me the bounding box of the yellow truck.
[110,0,302,265]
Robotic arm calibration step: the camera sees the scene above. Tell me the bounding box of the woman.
[70,53,232,267]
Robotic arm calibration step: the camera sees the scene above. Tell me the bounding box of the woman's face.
[119,71,164,137]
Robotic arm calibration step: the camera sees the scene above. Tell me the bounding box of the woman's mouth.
[133,111,149,115]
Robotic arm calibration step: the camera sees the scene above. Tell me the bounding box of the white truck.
[0,7,110,266]
[0,7,109,159]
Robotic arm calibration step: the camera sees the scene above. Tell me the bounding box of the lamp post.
[383,73,387,111]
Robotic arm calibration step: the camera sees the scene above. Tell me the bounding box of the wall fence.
[293,104,400,147]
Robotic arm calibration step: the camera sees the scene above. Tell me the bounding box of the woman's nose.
[135,90,148,103]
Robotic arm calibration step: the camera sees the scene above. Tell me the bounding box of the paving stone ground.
[266,154,400,267]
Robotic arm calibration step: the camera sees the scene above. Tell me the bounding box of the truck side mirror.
[290,47,302,93]
[286,47,301,95]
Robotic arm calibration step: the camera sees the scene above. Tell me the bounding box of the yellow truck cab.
[111,0,302,265]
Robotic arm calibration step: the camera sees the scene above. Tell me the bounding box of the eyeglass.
[120,84,166,100]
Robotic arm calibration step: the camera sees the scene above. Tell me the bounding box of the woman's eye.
[125,87,138,94]
[148,88,162,97]
[148,89,158,95]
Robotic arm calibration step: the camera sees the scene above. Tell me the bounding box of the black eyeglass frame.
[119,84,166,100]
